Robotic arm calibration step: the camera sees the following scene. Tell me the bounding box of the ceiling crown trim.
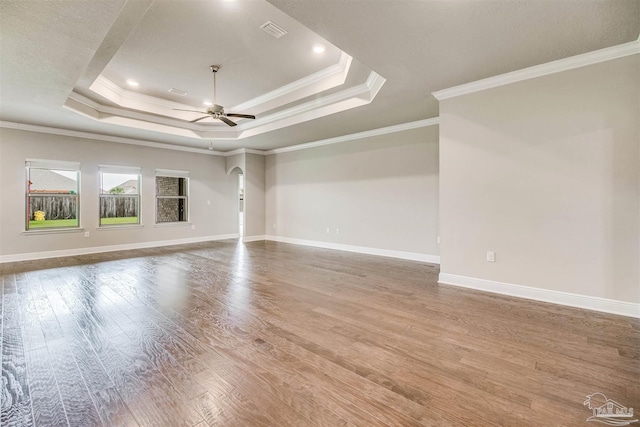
[0,121,225,155]
[230,51,353,113]
[65,71,386,141]
[88,75,197,117]
[86,51,353,121]
[63,94,236,139]
[432,38,640,101]
[231,71,386,139]
[265,117,439,155]
[1,116,438,157]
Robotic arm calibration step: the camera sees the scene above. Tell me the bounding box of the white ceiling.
[1,0,639,152]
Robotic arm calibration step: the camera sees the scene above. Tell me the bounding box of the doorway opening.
[238,174,244,237]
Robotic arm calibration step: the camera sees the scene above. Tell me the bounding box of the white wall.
[265,126,440,258]
[439,55,640,305]
[0,128,239,260]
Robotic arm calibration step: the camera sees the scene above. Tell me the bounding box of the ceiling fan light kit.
[173,65,256,127]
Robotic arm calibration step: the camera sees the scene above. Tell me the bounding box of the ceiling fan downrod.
[210,65,219,106]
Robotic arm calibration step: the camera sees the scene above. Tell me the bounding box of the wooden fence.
[99,195,138,218]
[27,195,138,219]
[28,195,77,220]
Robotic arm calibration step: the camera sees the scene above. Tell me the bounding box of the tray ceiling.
[65,0,384,141]
[1,0,638,152]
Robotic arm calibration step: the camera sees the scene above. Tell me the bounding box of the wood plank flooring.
[1,239,638,426]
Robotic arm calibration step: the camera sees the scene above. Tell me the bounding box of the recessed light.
[313,45,325,54]
[203,101,213,106]
[126,79,139,87]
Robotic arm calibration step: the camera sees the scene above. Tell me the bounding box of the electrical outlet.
[437,236,440,244]
[486,251,495,262]
[325,227,330,234]
[191,224,196,230]
[207,200,211,205]
[336,228,340,234]
[84,231,90,238]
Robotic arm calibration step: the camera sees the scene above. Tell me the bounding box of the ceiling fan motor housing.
[172,64,254,126]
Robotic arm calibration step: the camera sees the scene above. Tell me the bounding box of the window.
[155,169,189,223]
[26,159,80,230]
[99,165,141,226]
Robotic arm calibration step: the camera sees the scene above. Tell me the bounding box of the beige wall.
[225,153,244,175]
[439,55,640,303]
[265,126,440,256]
[244,153,266,238]
[0,128,239,257]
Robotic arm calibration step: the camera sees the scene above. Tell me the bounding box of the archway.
[227,166,244,238]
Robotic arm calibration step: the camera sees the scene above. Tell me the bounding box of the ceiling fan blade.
[218,116,237,127]
[174,108,208,113]
[190,116,211,123]
[226,114,256,119]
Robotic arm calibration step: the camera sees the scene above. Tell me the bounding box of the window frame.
[25,159,81,232]
[98,165,142,227]
[155,169,190,225]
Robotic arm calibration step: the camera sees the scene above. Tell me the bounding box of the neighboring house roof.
[110,179,139,194]
[29,169,76,193]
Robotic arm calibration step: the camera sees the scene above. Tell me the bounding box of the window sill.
[154,222,191,228]
[97,224,144,231]
[23,227,84,236]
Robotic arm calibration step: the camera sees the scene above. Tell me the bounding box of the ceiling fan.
[174,65,255,127]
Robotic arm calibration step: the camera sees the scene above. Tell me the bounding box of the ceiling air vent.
[168,88,188,96]
[260,21,288,39]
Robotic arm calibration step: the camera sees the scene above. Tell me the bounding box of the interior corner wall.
[265,126,440,258]
[244,153,266,238]
[439,54,640,304]
[0,128,239,259]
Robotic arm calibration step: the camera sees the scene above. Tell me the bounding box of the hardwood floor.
[1,239,638,426]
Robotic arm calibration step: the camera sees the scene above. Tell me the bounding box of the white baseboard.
[265,235,440,264]
[0,233,240,263]
[243,235,267,243]
[439,273,640,319]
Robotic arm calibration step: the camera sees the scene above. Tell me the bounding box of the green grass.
[29,219,78,229]
[100,217,139,225]
[28,217,139,229]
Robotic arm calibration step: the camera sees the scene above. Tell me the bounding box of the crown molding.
[223,148,265,156]
[64,94,232,139]
[230,51,353,113]
[366,69,386,100]
[64,91,250,140]
[90,75,198,116]
[1,115,440,157]
[234,71,386,139]
[265,117,439,155]
[87,52,353,121]
[0,121,231,155]
[65,69,385,141]
[432,39,640,101]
